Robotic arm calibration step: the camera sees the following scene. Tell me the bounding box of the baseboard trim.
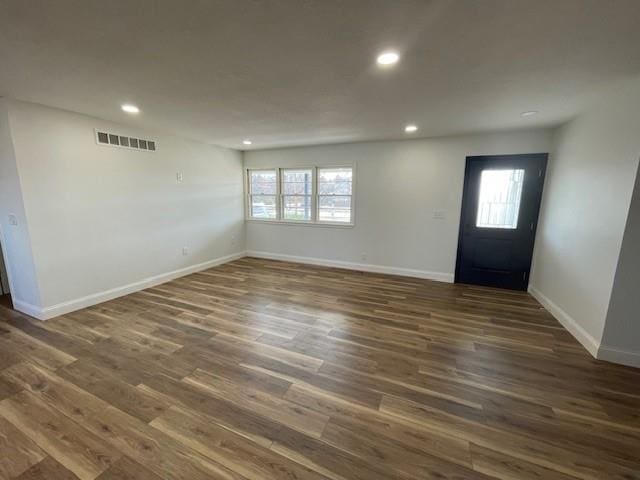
[16,251,246,321]
[12,299,43,319]
[528,284,600,358]
[246,250,454,283]
[597,345,640,368]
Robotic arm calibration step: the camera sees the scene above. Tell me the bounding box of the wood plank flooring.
[0,257,639,479]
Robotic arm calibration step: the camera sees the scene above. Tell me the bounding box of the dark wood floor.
[0,257,639,480]
[0,294,12,310]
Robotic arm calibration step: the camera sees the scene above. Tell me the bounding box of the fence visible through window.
[476,169,525,229]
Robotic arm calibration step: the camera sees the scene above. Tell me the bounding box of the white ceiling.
[1,0,640,150]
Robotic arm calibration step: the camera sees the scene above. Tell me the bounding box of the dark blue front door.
[455,153,548,290]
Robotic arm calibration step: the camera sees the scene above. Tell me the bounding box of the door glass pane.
[476,169,525,229]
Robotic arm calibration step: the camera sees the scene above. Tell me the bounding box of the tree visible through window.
[246,166,353,224]
[317,167,352,223]
[249,170,277,219]
[282,169,313,221]
[476,169,524,229]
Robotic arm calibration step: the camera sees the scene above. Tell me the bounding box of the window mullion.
[247,169,278,220]
[246,169,251,219]
[312,166,318,223]
[277,168,282,221]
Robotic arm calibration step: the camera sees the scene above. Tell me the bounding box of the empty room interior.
[1,1,640,479]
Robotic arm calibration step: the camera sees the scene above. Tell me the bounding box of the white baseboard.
[528,284,640,369]
[12,299,43,319]
[14,251,246,321]
[597,345,640,368]
[528,284,600,358]
[13,250,640,369]
[246,250,454,283]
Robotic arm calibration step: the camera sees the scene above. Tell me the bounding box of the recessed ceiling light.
[376,51,400,66]
[521,110,538,117]
[404,124,418,133]
[121,104,140,114]
[242,140,252,145]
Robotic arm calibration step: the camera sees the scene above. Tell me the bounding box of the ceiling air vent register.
[95,130,156,152]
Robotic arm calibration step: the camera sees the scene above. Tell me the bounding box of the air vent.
[95,130,157,152]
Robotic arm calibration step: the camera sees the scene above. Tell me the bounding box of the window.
[476,169,525,229]
[246,166,353,225]
[249,170,278,219]
[317,167,353,223]
[282,169,313,221]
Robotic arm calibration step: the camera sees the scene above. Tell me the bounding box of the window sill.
[245,219,354,229]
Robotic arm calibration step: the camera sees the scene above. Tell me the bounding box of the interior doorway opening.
[0,236,13,309]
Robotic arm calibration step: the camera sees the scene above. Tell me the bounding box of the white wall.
[600,162,640,366]
[530,79,640,358]
[0,98,42,306]
[3,99,246,318]
[244,130,552,280]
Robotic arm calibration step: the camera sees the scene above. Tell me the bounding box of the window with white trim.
[248,170,278,219]
[317,167,353,224]
[282,168,313,221]
[246,166,353,225]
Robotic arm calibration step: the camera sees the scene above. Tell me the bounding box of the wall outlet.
[231,235,236,246]
[360,252,367,261]
[432,210,446,220]
[182,247,189,256]
[7,214,18,226]
[176,172,184,183]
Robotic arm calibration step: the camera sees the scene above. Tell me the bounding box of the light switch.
[8,214,18,226]
[432,211,446,220]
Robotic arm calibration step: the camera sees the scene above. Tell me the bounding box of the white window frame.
[280,167,315,223]
[244,165,355,227]
[316,166,355,225]
[247,169,279,221]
